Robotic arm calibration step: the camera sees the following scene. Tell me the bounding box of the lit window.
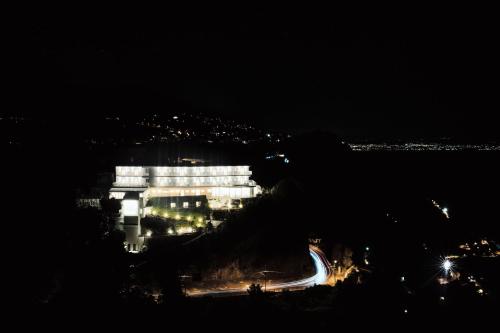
[196,201,201,208]
[122,200,139,216]
[183,202,189,208]
[170,202,176,208]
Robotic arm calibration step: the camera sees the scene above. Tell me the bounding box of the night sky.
[9,5,499,141]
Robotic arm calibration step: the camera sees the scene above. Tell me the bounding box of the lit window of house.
[196,201,201,208]
[170,202,176,208]
[183,202,189,208]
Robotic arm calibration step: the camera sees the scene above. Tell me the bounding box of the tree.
[247,283,264,296]
[206,220,214,232]
[100,197,121,215]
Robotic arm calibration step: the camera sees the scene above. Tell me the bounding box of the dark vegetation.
[5,125,499,323]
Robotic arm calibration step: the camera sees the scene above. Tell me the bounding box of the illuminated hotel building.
[109,166,261,252]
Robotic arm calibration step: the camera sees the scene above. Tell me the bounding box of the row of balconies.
[114,176,252,187]
[116,166,251,177]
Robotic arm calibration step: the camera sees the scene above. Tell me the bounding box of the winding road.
[187,245,333,297]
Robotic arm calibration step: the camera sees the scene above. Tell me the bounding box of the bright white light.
[443,259,452,271]
[167,228,174,235]
[146,230,152,237]
[122,200,139,216]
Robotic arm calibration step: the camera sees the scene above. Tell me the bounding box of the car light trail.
[187,245,332,297]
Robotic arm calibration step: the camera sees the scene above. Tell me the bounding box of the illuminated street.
[187,245,332,297]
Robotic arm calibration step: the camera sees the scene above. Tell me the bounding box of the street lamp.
[442,259,452,273]
[179,274,192,296]
[142,230,152,251]
[256,270,282,292]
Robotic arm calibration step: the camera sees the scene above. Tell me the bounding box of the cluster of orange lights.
[150,209,204,224]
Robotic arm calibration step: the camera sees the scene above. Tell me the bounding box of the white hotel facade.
[109,165,261,252]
